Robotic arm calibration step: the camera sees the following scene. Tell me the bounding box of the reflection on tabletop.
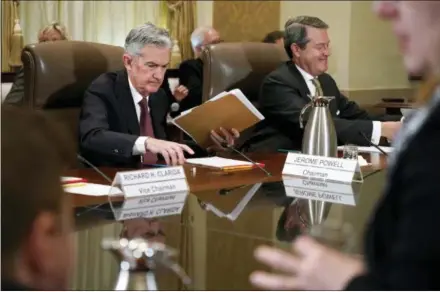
[72,152,386,290]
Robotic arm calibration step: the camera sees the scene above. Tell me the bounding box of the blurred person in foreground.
[262,30,285,47]
[1,106,76,290]
[79,23,238,168]
[177,26,222,113]
[4,22,69,106]
[250,1,440,290]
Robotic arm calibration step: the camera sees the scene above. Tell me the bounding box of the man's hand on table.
[144,137,194,166]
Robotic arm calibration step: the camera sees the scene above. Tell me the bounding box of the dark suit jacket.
[3,67,25,106]
[79,69,205,168]
[346,91,440,290]
[1,280,34,291]
[245,61,398,152]
[178,58,203,113]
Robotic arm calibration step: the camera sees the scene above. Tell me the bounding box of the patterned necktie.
[311,78,324,96]
[139,98,158,164]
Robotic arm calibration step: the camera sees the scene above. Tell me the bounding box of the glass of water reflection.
[343,144,359,160]
[307,220,356,253]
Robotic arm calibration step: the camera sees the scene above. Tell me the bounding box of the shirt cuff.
[132,136,148,155]
[371,121,381,145]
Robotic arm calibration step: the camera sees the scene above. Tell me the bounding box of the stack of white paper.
[186,156,256,169]
[63,183,122,197]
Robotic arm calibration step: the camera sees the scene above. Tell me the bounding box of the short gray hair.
[124,22,172,56]
[284,16,329,58]
[190,26,212,50]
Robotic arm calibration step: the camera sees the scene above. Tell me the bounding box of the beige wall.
[280,1,352,89]
[348,1,409,90]
[196,0,414,103]
[213,1,280,43]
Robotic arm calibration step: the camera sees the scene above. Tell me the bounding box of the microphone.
[219,184,247,195]
[170,102,180,113]
[358,131,389,157]
[77,154,113,183]
[75,154,114,217]
[220,141,272,176]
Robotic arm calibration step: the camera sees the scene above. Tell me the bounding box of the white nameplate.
[122,191,188,209]
[110,166,190,200]
[283,176,359,206]
[121,178,188,198]
[282,153,360,183]
[114,166,186,185]
[115,202,185,221]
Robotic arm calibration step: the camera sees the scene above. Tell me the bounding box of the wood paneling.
[213,0,280,42]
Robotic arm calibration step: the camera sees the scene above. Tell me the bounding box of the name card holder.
[282,175,362,206]
[108,166,190,218]
[282,152,364,184]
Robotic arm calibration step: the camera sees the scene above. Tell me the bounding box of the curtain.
[166,0,197,61]
[2,0,22,72]
[19,1,160,47]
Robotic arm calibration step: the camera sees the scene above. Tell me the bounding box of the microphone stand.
[75,154,114,217]
[358,132,389,157]
[221,142,272,177]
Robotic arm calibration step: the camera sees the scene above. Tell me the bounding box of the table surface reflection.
[71,152,388,290]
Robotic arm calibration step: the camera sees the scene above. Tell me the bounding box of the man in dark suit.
[79,23,238,168]
[178,26,222,113]
[245,16,401,152]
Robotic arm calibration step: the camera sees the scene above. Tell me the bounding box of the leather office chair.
[21,41,124,152]
[201,42,289,146]
[201,42,288,104]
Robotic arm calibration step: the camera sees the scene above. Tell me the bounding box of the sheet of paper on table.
[186,156,259,169]
[63,182,122,197]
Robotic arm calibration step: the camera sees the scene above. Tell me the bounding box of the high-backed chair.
[201,42,288,104]
[201,42,289,146]
[21,41,124,151]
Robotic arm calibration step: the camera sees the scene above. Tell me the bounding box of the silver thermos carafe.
[299,96,337,158]
[299,95,337,225]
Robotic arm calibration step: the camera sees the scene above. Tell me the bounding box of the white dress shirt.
[129,78,150,155]
[295,65,382,145]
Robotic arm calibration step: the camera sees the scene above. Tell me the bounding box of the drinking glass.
[343,144,358,160]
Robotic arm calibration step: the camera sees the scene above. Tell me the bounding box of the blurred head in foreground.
[1,106,75,290]
[374,1,440,78]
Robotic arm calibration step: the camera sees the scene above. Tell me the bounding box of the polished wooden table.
[67,152,387,208]
[70,152,389,290]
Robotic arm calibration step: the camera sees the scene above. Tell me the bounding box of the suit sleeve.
[345,118,440,290]
[4,67,25,106]
[260,75,374,146]
[178,61,203,111]
[79,82,138,159]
